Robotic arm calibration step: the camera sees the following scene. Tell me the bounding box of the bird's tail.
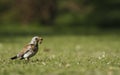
[10,55,17,60]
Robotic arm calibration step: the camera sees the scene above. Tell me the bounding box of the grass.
[0,34,120,75]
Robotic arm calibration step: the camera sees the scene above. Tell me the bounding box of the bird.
[10,36,43,61]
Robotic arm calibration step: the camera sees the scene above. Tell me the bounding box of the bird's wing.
[23,44,36,58]
[17,44,32,58]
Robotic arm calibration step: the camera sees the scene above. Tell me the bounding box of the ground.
[0,34,120,75]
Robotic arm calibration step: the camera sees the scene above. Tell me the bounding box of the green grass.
[0,35,120,75]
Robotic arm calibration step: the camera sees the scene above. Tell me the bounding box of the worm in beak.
[39,37,43,44]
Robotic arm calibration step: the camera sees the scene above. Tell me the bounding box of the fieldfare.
[10,36,43,61]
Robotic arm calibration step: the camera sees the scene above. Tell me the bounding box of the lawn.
[0,34,120,75]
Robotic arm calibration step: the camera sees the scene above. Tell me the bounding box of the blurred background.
[0,0,120,36]
[0,1,120,74]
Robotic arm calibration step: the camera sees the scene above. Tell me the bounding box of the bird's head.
[29,36,43,45]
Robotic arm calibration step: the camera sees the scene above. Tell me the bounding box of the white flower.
[98,51,106,60]
[41,62,46,65]
[65,64,71,68]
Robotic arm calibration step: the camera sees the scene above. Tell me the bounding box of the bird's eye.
[35,38,38,40]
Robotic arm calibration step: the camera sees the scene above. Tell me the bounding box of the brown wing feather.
[18,44,36,57]
[18,44,32,57]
